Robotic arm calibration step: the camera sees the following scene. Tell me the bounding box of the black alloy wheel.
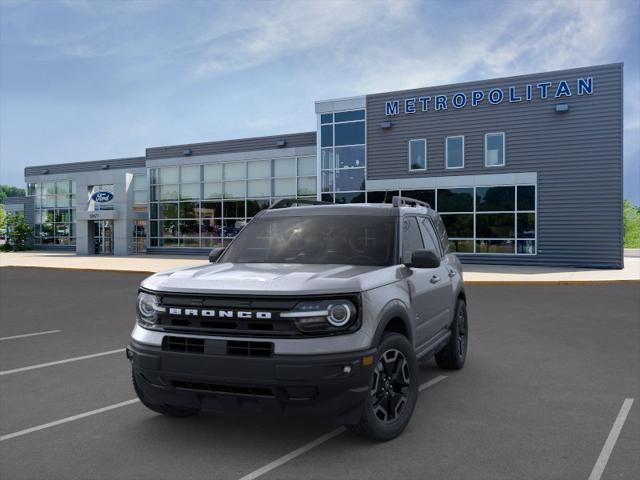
[371,348,411,423]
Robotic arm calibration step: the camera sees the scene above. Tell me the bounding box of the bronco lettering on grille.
[167,308,272,319]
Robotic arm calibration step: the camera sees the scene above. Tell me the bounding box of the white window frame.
[445,135,465,169]
[484,132,505,167]
[408,138,427,172]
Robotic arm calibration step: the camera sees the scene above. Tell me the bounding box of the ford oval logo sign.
[91,191,114,203]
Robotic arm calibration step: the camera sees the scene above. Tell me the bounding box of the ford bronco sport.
[128,196,468,441]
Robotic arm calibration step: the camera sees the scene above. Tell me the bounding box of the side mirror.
[208,247,225,263]
[407,249,440,269]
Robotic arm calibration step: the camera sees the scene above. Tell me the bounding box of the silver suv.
[127,197,468,441]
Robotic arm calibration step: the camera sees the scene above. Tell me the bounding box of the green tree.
[623,199,640,248]
[0,206,6,231]
[4,212,32,251]
[0,185,26,204]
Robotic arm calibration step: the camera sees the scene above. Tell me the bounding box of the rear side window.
[433,215,450,253]
[401,217,424,264]
[419,217,442,257]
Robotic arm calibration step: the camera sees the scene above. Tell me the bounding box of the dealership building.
[15,63,623,268]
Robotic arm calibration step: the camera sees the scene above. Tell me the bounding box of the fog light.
[362,355,374,366]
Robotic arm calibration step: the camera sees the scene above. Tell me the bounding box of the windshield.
[221,215,396,266]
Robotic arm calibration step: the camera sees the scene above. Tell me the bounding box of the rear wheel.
[348,333,418,441]
[435,299,468,370]
[132,371,201,417]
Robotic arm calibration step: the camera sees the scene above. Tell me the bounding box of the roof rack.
[391,195,431,209]
[269,198,331,209]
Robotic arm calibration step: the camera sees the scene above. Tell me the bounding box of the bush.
[624,199,640,248]
[4,212,32,251]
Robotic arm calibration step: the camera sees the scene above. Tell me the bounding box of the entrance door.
[93,220,114,255]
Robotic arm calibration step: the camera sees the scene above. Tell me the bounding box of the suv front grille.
[155,294,299,337]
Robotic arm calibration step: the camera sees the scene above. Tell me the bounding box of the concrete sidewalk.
[1,250,639,284]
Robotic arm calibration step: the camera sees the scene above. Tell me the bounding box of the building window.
[319,109,366,204]
[148,156,316,248]
[409,139,427,171]
[31,180,76,246]
[365,184,536,255]
[485,132,505,167]
[446,136,464,169]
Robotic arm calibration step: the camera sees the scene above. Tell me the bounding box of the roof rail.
[269,198,331,209]
[391,195,431,209]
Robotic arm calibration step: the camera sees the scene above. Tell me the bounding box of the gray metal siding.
[24,157,145,177]
[366,63,623,268]
[146,132,316,160]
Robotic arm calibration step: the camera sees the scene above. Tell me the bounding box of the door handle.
[430,275,441,284]
[448,268,457,277]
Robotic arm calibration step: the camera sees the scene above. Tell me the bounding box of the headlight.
[136,292,164,327]
[282,299,358,334]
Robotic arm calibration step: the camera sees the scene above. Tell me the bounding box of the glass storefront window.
[204,164,223,182]
[297,156,316,176]
[335,122,365,146]
[248,179,270,197]
[437,188,473,212]
[274,177,296,196]
[224,162,245,181]
[335,146,365,169]
[224,180,246,198]
[476,186,515,211]
[159,167,179,184]
[149,156,316,249]
[248,160,270,179]
[180,165,201,183]
[180,183,200,200]
[335,169,365,192]
[274,158,296,177]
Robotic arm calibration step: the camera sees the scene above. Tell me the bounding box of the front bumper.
[128,338,376,424]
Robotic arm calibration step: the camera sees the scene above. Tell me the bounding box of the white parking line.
[0,348,125,376]
[0,330,62,341]
[588,398,634,480]
[237,375,448,480]
[0,399,139,442]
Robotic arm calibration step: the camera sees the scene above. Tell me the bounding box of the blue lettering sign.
[385,100,399,115]
[577,77,593,95]
[555,80,572,97]
[537,82,552,99]
[382,76,595,115]
[452,92,467,108]
[509,86,522,102]
[418,96,431,111]
[405,98,416,113]
[488,88,504,104]
[471,90,484,106]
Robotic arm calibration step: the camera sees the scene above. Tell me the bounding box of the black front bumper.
[128,339,376,424]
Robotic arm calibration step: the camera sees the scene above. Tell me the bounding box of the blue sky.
[1,0,639,202]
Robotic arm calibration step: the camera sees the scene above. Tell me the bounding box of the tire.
[348,333,419,441]
[435,298,468,370]
[132,371,201,418]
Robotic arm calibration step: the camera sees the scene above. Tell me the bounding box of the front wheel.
[435,298,468,370]
[348,333,418,441]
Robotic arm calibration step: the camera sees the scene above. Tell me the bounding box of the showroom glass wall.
[320,110,366,203]
[27,180,76,245]
[367,185,536,255]
[148,156,317,247]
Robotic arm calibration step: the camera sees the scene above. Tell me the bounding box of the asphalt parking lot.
[0,267,638,480]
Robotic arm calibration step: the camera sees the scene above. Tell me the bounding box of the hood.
[141,262,401,295]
